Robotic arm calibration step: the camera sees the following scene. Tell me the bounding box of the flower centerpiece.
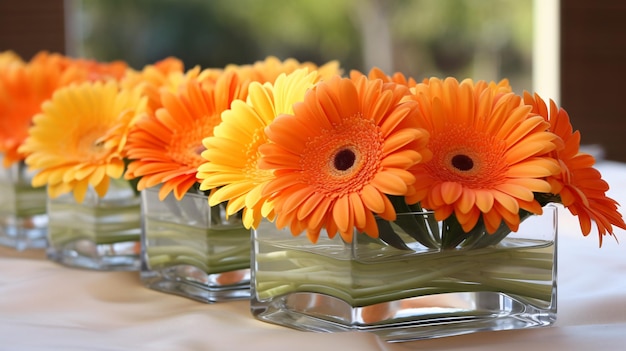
[199,66,625,341]
[126,56,342,302]
[125,68,252,302]
[0,51,127,251]
[0,51,48,250]
[18,70,147,270]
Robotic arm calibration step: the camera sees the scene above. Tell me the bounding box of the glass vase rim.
[143,184,209,200]
[387,203,558,217]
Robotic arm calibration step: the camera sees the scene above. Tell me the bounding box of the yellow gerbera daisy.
[19,81,147,203]
[258,75,431,243]
[408,77,561,234]
[524,92,626,246]
[124,71,248,201]
[197,68,321,229]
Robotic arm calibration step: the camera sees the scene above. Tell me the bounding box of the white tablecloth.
[1,161,626,351]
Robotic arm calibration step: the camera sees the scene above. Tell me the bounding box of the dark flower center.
[334,148,356,171]
[194,144,206,156]
[451,154,474,171]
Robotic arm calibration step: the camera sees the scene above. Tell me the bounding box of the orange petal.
[474,189,494,212]
[332,196,351,234]
[370,171,408,195]
[440,181,463,205]
[349,192,367,229]
[360,184,385,213]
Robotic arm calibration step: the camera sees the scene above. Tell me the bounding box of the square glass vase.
[0,158,48,251]
[251,206,558,342]
[46,179,142,270]
[140,186,251,303]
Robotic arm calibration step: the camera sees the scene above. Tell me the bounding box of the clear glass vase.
[140,186,251,303]
[46,179,141,270]
[0,158,48,251]
[251,206,557,342]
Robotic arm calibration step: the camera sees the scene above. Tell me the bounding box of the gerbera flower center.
[193,144,206,156]
[427,125,507,188]
[76,129,111,162]
[169,117,215,167]
[451,154,474,171]
[301,115,382,197]
[334,148,356,171]
[245,128,274,181]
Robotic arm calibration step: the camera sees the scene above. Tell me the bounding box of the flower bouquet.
[0,51,127,251]
[198,67,625,341]
[18,56,146,270]
[125,62,251,302]
[0,52,54,250]
[125,56,341,302]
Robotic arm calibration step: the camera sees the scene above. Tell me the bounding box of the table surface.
[1,161,626,351]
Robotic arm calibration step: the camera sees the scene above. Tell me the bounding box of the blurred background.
[65,0,534,93]
[1,0,626,162]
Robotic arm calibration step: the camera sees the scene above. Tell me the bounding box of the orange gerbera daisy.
[349,67,421,87]
[121,57,188,113]
[64,57,129,82]
[0,52,68,167]
[197,68,321,229]
[124,71,248,201]
[19,81,147,203]
[408,78,561,234]
[258,75,431,243]
[524,92,626,246]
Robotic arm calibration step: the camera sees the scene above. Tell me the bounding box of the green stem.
[0,170,47,217]
[385,196,440,249]
[144,218,250,275]
[440,217,460,248]
[255,239,555,307]
[47,195,141,247]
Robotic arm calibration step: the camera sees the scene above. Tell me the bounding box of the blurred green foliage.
[70,0,532,91]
